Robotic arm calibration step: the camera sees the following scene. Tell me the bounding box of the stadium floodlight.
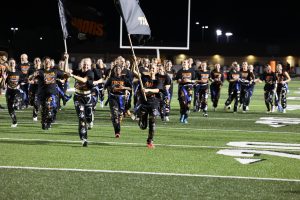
[216,29,222,43]
[225,32,233,43]
[119,0,191,50]
[10,27,19,33]
[201,26,208,41]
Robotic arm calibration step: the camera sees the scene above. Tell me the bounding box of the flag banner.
[58,0,69,39]
[58,0,105,41]
[115,0,151,35]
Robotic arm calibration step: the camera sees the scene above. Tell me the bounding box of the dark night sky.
[1,0,300,56]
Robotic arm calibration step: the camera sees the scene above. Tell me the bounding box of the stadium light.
[10,27,19,57]
[201,25,208,41]
[225,32,233,43]
[216,29,222,43]
[10,27,19,33]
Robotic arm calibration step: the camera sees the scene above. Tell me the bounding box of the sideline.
[1,165,300,182]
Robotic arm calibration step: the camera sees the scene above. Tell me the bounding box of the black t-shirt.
[92,68,103,81]
[73,69,94,91]
[6,71,22,89]
[17,62,34,82]
[105,76,132,95]
[175,68,195,85]
[156,73,171,90]
[37,68,64,95]
[276,72,288,86]
[30,69,40,91]
[240,70,255,84]
[227,70,241,82]
[260,72,277,90]
[210,69,224,83]
[195,70,210,84]
[141,73,159,98]
[260,72,277,85]
[166,68,176,80]
[98,67,108,79]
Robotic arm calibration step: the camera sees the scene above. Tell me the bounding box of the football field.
[0,80,300,199]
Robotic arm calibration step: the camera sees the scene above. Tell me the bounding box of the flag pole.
[127,34,147,101]
[63,39,68,72]
[64,39,68,54]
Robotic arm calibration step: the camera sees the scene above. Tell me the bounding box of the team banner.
[115,0,151,35]
[58,0,104,41]
[58,0,69,39]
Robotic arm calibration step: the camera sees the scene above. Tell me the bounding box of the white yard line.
[0,165,299,182]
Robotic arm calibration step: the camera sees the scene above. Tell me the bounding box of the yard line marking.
[1,137,300,151]
[0,166,299,182]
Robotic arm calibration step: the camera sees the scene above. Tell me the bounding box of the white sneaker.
[224,105,231,111]
[33,117,38,122]
[100,101,104,108]
[131,114,137,120]
[283,109,286,113]
[246,106,249,111]
[271,106,275,113]
[11,123,18,128]
[87,122,93,130]
[165,116,170,122]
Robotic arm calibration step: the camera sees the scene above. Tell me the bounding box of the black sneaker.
[42,124,48,130]
[82,138,88,147]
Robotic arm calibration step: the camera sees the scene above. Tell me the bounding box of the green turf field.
[0,79,299,199]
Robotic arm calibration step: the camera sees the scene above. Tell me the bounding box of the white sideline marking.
[0,166,299,182]
[228,141,300,150]
[234,158,262,164]
[218,149,300,159]
[287,97,300,100]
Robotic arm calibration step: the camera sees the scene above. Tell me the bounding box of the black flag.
[58,0,69,39]
[57,0,105,42]
[115,0,151,35]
